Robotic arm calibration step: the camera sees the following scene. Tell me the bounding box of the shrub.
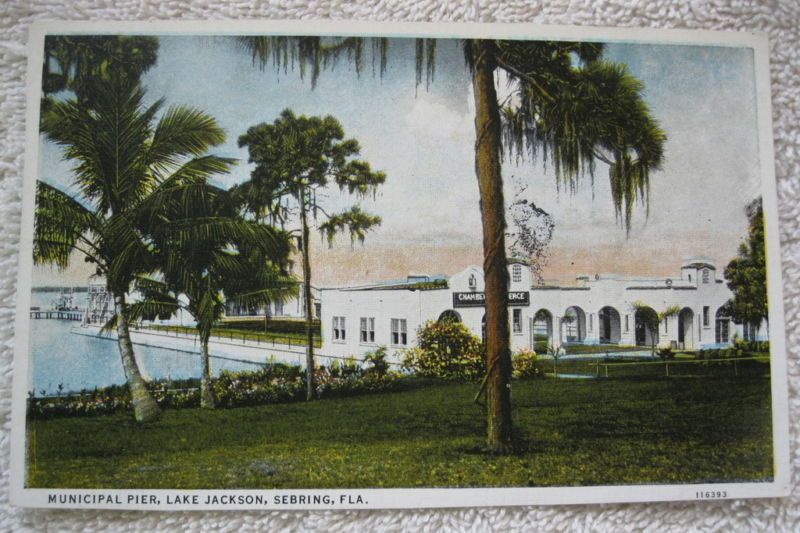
[364,346,390,378]
[27,362,401,419]
[512,348,540,379]
[401,320,485,381]
[733,338,770,355]
[656,347,674,360]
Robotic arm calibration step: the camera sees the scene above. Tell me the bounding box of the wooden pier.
[29,309,83,321]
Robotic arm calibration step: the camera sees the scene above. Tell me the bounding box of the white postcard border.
[9,19,791,510]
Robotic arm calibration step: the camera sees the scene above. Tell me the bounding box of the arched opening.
[634,306,659,347]
[715,307,731,345]
[481,314,486,342]
[532,309,553,352]
[561,306,586,344]
[598,306,621,344]
[438,310,462,324]
[678,307,695,349]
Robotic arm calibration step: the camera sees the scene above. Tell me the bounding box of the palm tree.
[127,183,295,408]
[238,36,665,452]
[632,302,681,357]
[35,73,232,422]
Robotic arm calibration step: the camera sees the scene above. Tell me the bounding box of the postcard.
[9,20,790,509]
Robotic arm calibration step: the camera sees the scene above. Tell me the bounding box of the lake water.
[28,292,264,395]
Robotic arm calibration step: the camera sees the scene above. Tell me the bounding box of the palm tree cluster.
[35,37,296,420]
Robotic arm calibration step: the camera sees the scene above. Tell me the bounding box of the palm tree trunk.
[200,334,215,408]
[114,294,161,423]
[300,194,316,401]
[470,40,513,453]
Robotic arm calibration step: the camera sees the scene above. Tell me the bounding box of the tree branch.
[494,56,555,103]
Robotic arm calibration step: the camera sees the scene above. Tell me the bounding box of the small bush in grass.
[656,347,674,360]
[734,338,770,355]
[401,320,485,381]
[512,348,540,379]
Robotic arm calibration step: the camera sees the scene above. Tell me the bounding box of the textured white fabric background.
[1,1,798,531]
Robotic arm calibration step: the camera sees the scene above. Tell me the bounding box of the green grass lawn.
[26,375,774,489]
[536,356,770,379]
[561,344,644,355]
[143,324,323,348]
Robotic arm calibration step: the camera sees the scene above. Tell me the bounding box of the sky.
[35,35,762,287]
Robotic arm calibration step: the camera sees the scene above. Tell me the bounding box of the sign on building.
[453,291,530,308]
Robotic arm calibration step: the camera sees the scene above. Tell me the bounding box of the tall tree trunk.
[114,294,161,423]
[300,195,315,401]
[200,333,215,408]
[470,40,513,453]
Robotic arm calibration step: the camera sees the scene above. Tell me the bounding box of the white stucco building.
[223,283,321,320]
[319,258,768,362]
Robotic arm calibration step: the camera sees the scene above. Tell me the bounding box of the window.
[391,318,408,346]
[513,309,522,334]
[688,273,692,282]
[468,274,477,290]
[702,269,710,284]
[703,306,710,327]
[512,264,522,283]
[589,313,593,332]
[744,322,758,341]
[332,316,346,341]
[716,319,730,344]
[274,299,284,316]
[360,317,375,344]
[297,285,303,314]
[625,315,629,332]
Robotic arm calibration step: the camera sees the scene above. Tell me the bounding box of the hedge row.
[28,363,399,419]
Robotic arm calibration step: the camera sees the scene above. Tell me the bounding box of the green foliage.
[35,71,232,296]
[132,182,296,343]
[379,279,448,291]
[27,377,773,489]
[238,37,664,237]
[659,305,682,322]
[656,347,674,360]
[401,320,485,381]
[239,36,395,88]
[318,206,382,247]
[723,198,767,329]
[236,109,385,246]
[734,338,770,355]
[218,318,321,335]
[26,363,401,419]
[512,348,541,379]
[631,302,658,329]
[42,35,158,102]
[495,42,666,234]
[364,346,390,378]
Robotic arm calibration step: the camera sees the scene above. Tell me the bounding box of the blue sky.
[36,36,762,286]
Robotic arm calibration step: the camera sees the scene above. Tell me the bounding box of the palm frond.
[147,106,228,173]
[34,181,101,268]
[126,299,182,323]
